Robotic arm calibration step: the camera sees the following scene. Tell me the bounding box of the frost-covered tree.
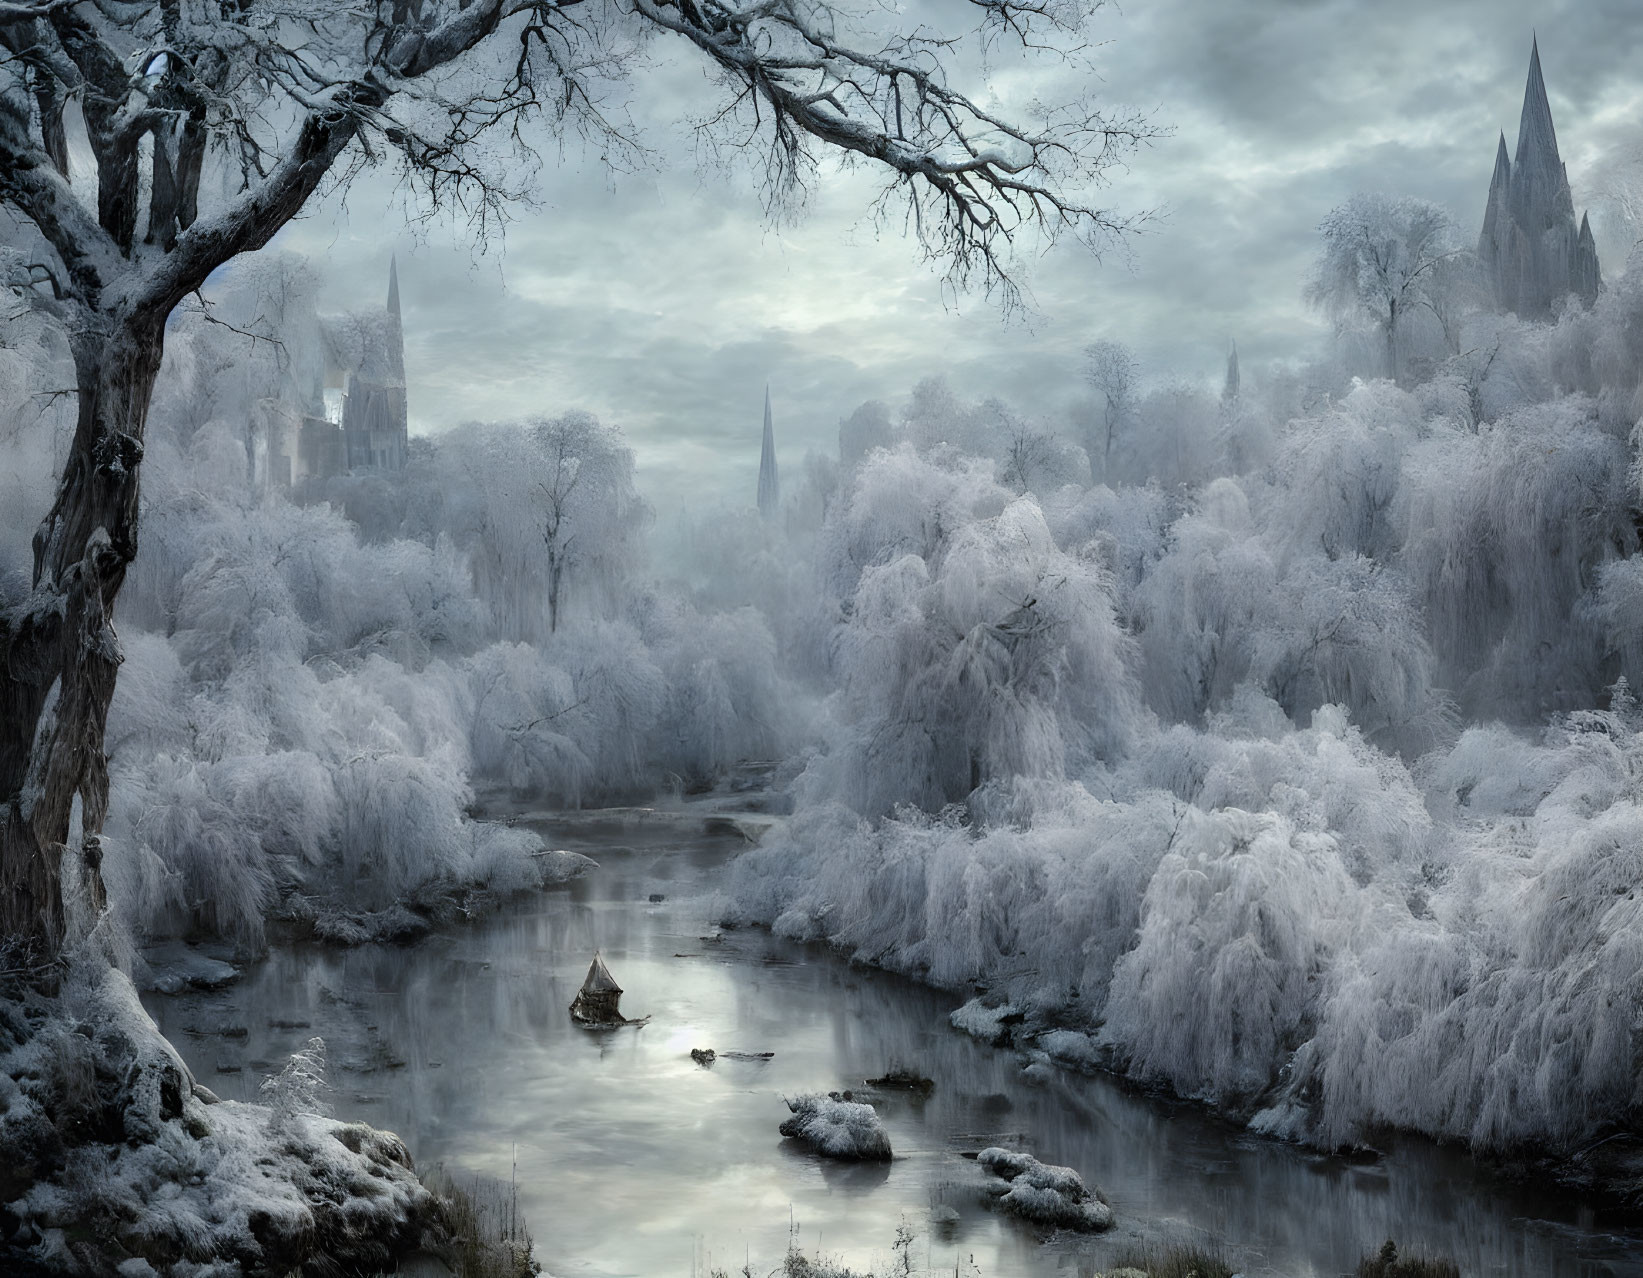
[812,446,1141,815]
[0,0,1157,959]
[1305,195,1464,385]
[534,414,645,634]
[1081,339,1137,481]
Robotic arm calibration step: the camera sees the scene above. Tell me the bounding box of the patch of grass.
[1106,1244,1236,1278]
[423,1163,538,1278]
[1356,1239,1462,1278]
[711,1219,920,1278]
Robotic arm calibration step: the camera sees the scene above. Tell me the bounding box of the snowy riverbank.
[722,701,1643,1192]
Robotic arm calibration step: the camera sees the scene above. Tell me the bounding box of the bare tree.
[1081,338,1136,482]
[1001,419,1053,494]
[534,413,640,633]
[1305,194,1463,386]
[0,0,1156,960]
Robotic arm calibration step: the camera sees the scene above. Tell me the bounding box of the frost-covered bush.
[1267,380,1425,562]
[1102,806,1359,1104]
[805,448,1143,814]
[1126,379,1221,488]
[101,620,554,941]
[1270,692,1643,1150]
[976,1147,1112,1232]
[262,1037,333,1131]
[1132,478,1447,751]
[1396,396,1634,718]
[738,687,1643,1153]
[779,1094,892,1161]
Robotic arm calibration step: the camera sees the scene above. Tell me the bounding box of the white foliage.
[976,1148,1112,1232]
[1102,807,1356,1103]
[1397,396,1633,717]
[261,1038,333,1131]
[806,448,1142,814]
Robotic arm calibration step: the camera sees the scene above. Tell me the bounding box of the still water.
[143,813,1643,1278]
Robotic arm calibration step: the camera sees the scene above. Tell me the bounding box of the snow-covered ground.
[0,965,433,1275]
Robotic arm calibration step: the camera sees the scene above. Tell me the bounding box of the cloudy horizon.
[257,0,1643,517]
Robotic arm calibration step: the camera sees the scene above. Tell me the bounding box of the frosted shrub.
[730,783,1187,1017]
[638,598,802,782]
[1257,554,1448,753]
[1121,702,1434,881]
[1396,398,1633,718]
[1267,379,1424,562]
[105,359,805,940]
[261,1037,333,1132]
[1102,807,1358,1104]
[809,449,1142,814]
[1133,483,1277,723]
[818,443,1008,600]
[1127,380,1220,488]
[1038,481,1174,598]
[779,1093,892,1161]
[1134,467,1447,750]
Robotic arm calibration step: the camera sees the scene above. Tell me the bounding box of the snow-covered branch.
[633,0,1157,300]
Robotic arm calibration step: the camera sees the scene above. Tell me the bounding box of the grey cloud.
[249,0,1638,519]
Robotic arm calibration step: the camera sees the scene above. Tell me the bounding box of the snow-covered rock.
[140,941,241,994]
[778,1093,892,1161]
[0,964,435,1275]
[977,1147,1112,1232]
[949,999,1023,1046]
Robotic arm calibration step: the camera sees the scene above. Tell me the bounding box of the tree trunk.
[0,311,164,961]
[1386,298,1399,386]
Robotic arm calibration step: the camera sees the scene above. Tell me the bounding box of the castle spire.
[1480,38,1597,319]
[1514,34,1559,171]
[387,254,401,321]
[757,384,780,521]
[1478,132,1511,277]
[1575,210,1601,306]
[385,255,404,380]
[1221,340,1240,408]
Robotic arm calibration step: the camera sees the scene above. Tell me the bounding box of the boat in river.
[570,951,647,1027]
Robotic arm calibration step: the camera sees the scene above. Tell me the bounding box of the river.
[142,810,1643,1278]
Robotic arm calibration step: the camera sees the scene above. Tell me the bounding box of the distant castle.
[263,258,409,487]
[1478,38,1601,319]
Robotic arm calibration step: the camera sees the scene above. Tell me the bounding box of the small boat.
[569,951,648,1027]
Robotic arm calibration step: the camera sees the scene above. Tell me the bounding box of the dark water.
[143,814,1643,1278]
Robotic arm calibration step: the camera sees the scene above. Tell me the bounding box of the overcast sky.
[265,0,1643,516]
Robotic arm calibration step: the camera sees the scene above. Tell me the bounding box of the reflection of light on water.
[142,822,1643,1278]
[662,1025,703,1054]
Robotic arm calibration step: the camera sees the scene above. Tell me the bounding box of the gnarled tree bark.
[0,313,163,958]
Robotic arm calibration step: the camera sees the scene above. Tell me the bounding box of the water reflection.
[144,820,1643,1278]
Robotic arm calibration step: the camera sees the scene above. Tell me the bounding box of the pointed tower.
[1574,212,1601,307]
[1478,133,1512,284]
[1479,38,1599,318]
[1512,36,1560,177]
[386,254,405,382]
[757,385,780,521]
[341,256,410,471]
[1221,340,1241,408]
